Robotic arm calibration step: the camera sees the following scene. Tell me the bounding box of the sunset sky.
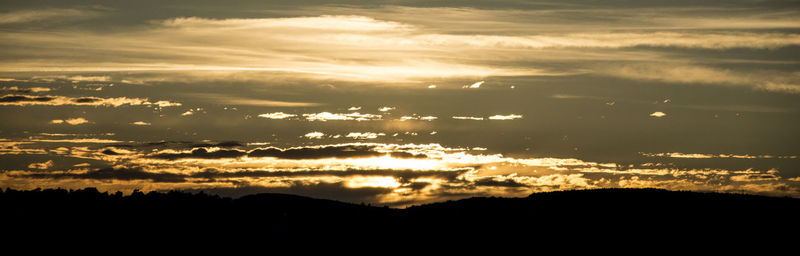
[1,0,799,207]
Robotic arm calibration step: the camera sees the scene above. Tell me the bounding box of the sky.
[1,0,799,207]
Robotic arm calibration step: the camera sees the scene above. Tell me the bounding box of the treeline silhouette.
[2,188,798,235]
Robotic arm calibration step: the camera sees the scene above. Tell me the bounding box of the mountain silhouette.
[3,188,797,236]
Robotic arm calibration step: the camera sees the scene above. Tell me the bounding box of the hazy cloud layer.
[1,1,798,90]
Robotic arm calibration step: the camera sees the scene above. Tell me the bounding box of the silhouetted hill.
[3,188,798,236]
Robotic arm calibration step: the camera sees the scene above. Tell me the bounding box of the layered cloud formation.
[1,1,799,92]
[2,138,798,207]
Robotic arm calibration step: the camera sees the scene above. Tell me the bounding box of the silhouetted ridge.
[3,188,798,235]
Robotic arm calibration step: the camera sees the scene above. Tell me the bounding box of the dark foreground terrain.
[3,188,798,236]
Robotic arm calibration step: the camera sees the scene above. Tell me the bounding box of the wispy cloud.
[187,93,319,107]
[602,63,800,93]
[641,152,798,159]
[0,8,102,25]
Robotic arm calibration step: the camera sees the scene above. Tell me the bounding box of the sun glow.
[345,176,401,188]
[345,155,443,170]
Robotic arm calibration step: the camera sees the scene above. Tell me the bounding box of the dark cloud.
[248,145,383,159]
[11,165,470,187]
[407,182,431,191]
[389,151,428,159]
[191,168,468,181]
[148,144,429,160]
[73,97,101,103]
[190,141,242,148]
[0,95,54,103]
[473,178,528,188]
[14,166,187,183]
[150,148,247,160]
[100,148,120,155]
[108,141,241,149]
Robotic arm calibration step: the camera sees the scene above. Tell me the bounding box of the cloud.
[400,115,438,121]
[0,15,592,83]
[65,118,89,125]
[649,112,667,117]
[152,101,182,107]
[2,95,55,103]
[452,116,484,121]
[258,112,297,119]
[4,140,799,206]
[426,32,800,50]
[603,64,800,94]
[473,177,528,188]
[730,174,781,182]
[190,168,464,181]
[304,132,325,139]
[0,8,101,25]
[0,94,181,107]
[63,75,110,82]
[13,166,188,183]
[131,121,151,126]
[488,114,523,120]
[346,132,386,140]
[150,148,247,160]
[29,138,122,143]
[27,160,54,170]
[1,86,50,93]
[188,93,320,107]
[468,81,484,88]
[161,15,412,32]
[303,112,382,121]
[145,143,435,161]
[51,118,89,125]
[551,94,607,100]
[378,107,396,112]
[640,152,796,159]
[3,7,799,86]
[0,141,47,155]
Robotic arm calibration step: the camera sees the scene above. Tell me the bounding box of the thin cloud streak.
[0,8,102,24]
